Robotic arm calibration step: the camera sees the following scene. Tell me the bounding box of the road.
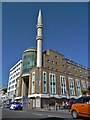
[2,108,73,119]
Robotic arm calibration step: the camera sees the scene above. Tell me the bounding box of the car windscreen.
[11,102,21,104]
[74,97,83,103]
[74,96,90,104]
[83,96,90,103]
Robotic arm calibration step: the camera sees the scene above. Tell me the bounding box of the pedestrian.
[59,104,60,110]
[68,100,74,112]
[70,100,74,109]
[55,102,58,111]
[68,100,71,112]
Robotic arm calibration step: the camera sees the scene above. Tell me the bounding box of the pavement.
[27,108,70,114]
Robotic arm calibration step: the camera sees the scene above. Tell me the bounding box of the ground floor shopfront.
[29,97,76,109]
[14,95,76,109]
[29,97,66,109]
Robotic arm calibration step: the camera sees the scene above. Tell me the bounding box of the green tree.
[82,89,87,96]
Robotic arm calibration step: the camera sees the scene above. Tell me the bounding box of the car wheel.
[18,107,21,110]
[72,110,78,119]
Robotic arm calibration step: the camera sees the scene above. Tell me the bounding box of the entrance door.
[36,99,40,108]
[48,100,55,110]
[22,97,28,108]
[42,100,46,108]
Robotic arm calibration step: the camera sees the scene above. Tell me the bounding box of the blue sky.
[2,2,88,88]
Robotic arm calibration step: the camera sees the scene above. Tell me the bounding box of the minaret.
[36,9,43,68]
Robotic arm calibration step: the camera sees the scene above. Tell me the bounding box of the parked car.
[10,101,23,110]
[70,96,90,119]
[5,104,10,108]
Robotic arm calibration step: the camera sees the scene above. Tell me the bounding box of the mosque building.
[8,10,89,108]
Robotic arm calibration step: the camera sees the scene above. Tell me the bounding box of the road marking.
[48,115,62,118]
[54,116,61,118]
[36,113,43,116]
[48,115,54,117]
[32,113,43,116]
[32,113,36,115]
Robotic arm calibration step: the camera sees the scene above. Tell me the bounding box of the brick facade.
[15,49,89,108]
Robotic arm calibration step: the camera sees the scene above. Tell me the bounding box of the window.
[15,90,16,94]
[9,82,11,85]
[15,84,17,87]
[84,71,87,74]
[68,71,71,74]
[62,58,65,61]
[43,71,47,93]
[81,80,86,90]
[68,66,70,68]
[60,76,66,94]
[49,73,56,94]
[48,67,50,70]
[75,74,77,76]
[80,75,82,78]
[56,62,58,65]
[52,68,55,70]
[73,68,76,70]
[56,69,59,72]
[55,56,58,58]
[75,79,81,96]
[32,72,35,93]
[63,64,65,67]
[69,78,75,95]
[52,61,54,64]
[47,59,50,62]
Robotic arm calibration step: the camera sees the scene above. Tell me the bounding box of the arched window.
[43,71,47,93]
[69,77,75,95]
[60,76,66,94]
[49,73,56,94]
[75,79,81,96]
[32,72,35,93]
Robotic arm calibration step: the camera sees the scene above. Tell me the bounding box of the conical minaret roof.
[37,9,42,25]
[38,9,41,17]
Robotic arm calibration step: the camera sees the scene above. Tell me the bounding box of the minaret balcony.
[36,36,43,40]
[36,24,43,29]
